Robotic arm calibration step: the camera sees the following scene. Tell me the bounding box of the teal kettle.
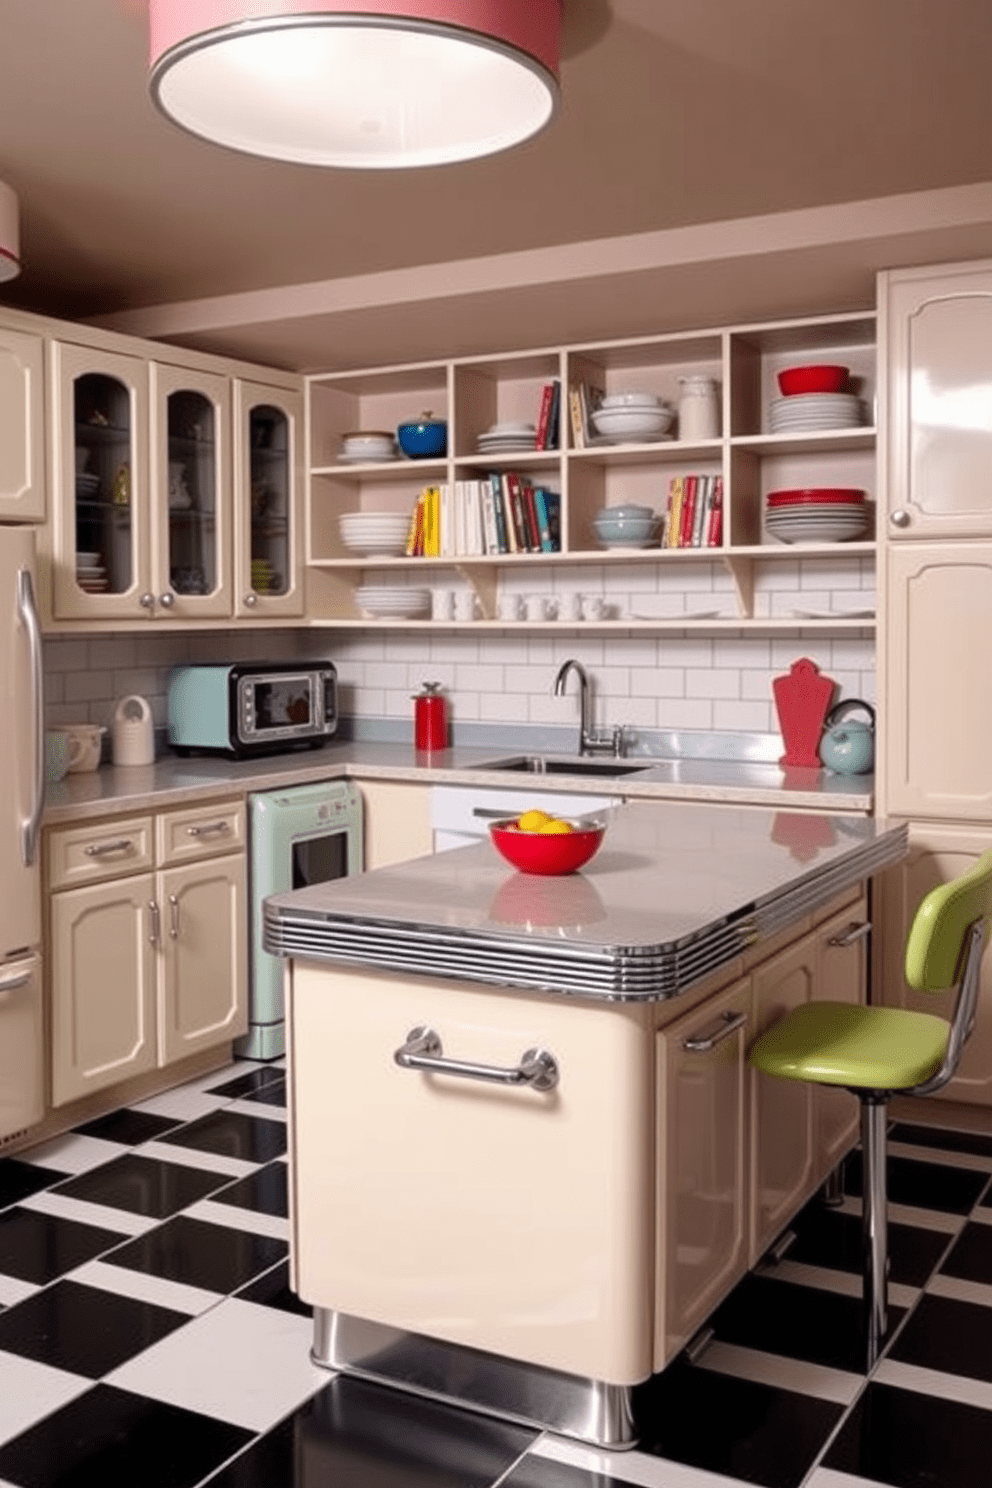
[820,699,875,775]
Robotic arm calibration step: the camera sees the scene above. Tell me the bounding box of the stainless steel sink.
[475,754,652,778]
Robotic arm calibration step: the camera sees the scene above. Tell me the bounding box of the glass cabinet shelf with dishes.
[304,311,877,629]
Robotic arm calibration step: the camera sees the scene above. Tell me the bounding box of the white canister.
[111,695,155,767]
[677,375,721,440]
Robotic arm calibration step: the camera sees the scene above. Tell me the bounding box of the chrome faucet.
[553,659,625,757]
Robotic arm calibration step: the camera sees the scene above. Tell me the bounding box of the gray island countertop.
[264,800,906,1002]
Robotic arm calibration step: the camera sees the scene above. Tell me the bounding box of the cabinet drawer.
[46,815,154,890]
[156,799,246,866]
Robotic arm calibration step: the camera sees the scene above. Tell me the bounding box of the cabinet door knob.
[890,509,911,528]
[158,592,175,609]
[243,593,258,608]
[139,592,155,609]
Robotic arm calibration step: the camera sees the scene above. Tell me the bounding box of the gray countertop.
[43,739,873,825]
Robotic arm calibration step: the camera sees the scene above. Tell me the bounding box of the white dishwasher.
[431,783,617,852]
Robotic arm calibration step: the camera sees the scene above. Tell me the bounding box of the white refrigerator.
[0,525,44,1142]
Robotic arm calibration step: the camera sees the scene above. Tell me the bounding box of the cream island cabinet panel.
[357,779,433,870]
[882,261,992,541]
[0,324,45,522]
[883,543,992,820]
[47,799,247,1105]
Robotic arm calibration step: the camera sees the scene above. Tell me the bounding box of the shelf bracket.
[723,555,754,620]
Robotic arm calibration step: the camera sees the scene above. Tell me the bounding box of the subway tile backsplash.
[44,569,876,748]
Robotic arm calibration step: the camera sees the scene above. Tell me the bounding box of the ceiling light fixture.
[0,180,21,282]
[148,1,563,169]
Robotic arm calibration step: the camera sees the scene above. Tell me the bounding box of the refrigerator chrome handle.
[394,1025,559,1092]
[17,568,44,868]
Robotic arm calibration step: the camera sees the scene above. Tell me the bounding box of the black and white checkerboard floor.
[0,1062,990,1488]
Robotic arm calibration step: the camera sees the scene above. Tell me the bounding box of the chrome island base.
[311,1308,639,1450]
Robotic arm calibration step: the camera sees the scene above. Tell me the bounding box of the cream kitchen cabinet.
[234,379,305,619]
[881,260,992,541]
[0,323,45,523]
[47,800,246,1105]
[814,897,868,1171]
[874,826,992,1108]
[356,779,433,870]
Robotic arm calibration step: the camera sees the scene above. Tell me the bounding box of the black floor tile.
[157,1109,286,1164]
[0,1206,129,1285]
[205,1067,286,1100]
[844,1148,989,1214]
[240,1078,286,1109]
[0,1382,252,1488]
[204,1373,537,1488]
[0,1159,69,1214]
[101,1213,286,1294]
[785,1196,952,1288]
[53,1153,235,1219]
[210,1162,288,1218]
[938,1220,992,1286]
[890,1121,992,1160]
[235,1259,312,1318]
[633,1357,844,1488]
[709,1271,905,1375]
[889,1292,992,1383]
[824,1379,992,1488]
[72,1108,182,1146]
[0,1278,188,1377]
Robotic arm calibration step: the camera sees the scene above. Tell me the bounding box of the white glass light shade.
[148,0,562,168]
[0,180,21,282]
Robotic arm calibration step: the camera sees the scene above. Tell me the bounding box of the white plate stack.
[339,511,410,557]
[475,421,537,454]
[768,392,866,433]
[765,489,870,544]
[355,585,430,618]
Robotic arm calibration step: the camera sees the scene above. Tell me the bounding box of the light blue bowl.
[397,416,447,459]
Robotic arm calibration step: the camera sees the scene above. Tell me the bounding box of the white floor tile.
[181,1199,289,1242]
[137,1140,257,1180]
[807,1469,891,1488]
[889,1140,992,1175]
[106,1297,325,1432]
[696,1340,862,1406]
[765,1259,918,1310]
[927,1272,992,1309]
[17,1133,124,1175]
[874,1357,992,1413]
[131,1088,232,1121]
[224,1098,286,1122]
[68,1259,222,1316]
[0,1277,39,1308]
[18,1190,157,1236]
[833,1194,963,1235]
[0,1353,91,1447]
[532,1433,754,1487]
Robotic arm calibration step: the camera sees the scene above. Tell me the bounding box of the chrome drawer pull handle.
[827,920,872,947]
[149,900,161,945]
[84,838,134,857]
[0,971,31,996]
[394,1025,559,1092]
[471,807,516,819]
[168,894,180,939]
[683,1010,747,1053]
[185,821,229,837]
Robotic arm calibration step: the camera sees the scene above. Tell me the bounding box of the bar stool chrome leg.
[861,1095,890,1371]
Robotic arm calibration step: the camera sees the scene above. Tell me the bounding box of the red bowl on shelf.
[766,488,865,506]
[489,818,605,876]
[777,364,849,396]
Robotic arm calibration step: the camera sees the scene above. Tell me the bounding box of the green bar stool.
[749,849,992,1370]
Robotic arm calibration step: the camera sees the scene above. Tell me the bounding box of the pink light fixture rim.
[148,0,564,169]
[0,179,21,283]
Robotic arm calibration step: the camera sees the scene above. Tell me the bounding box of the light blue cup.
[45,730,72,784]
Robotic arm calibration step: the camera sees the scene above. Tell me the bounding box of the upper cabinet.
[881,260,992,540]
[44,344,303,625]
[0,324,45,523]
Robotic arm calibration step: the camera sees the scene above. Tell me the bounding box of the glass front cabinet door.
[51,343,149,622]
[234,380,304,619]
[150,364,232,619]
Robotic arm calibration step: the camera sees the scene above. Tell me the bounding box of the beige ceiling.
[1,0,992,370]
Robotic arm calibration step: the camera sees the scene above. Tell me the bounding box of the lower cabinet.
[357,779,433,870]
[47,799,247,1106]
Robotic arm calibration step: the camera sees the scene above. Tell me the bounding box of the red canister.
[413,681,448,752]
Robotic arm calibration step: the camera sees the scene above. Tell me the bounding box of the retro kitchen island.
[264,800,908,1449]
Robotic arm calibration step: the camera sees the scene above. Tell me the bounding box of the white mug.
[524,594,551,622]
[581,595,605,621]
[497,593,522,622]
[431,588,454,621]
[453,590,477,622]
[65,723,107,773]
[557,592,582,623]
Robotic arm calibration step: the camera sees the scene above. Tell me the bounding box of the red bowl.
[766,488,865,507]
[777,364,849,396]
[489,818,605,876]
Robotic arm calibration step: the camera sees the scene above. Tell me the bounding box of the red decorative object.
[772,657,836,768]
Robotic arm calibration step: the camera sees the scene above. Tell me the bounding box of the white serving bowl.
[590,405,674,441]
[341,430,396,457]
[339,512,410,557]
[600,391,661,410]
[592,505,660,547]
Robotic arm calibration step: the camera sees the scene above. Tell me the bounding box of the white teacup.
[524,594,552,622]
[497,594,522,622]
[453,590,477,623]
[581,595,606,621]
[431,588,454,621]
[557,593,582,622]
[65,723,107,773]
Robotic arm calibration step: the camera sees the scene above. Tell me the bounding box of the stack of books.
[405,477,561,557]
[567,381,605,448]
[661,475,723,548]
[534,379,561,450]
